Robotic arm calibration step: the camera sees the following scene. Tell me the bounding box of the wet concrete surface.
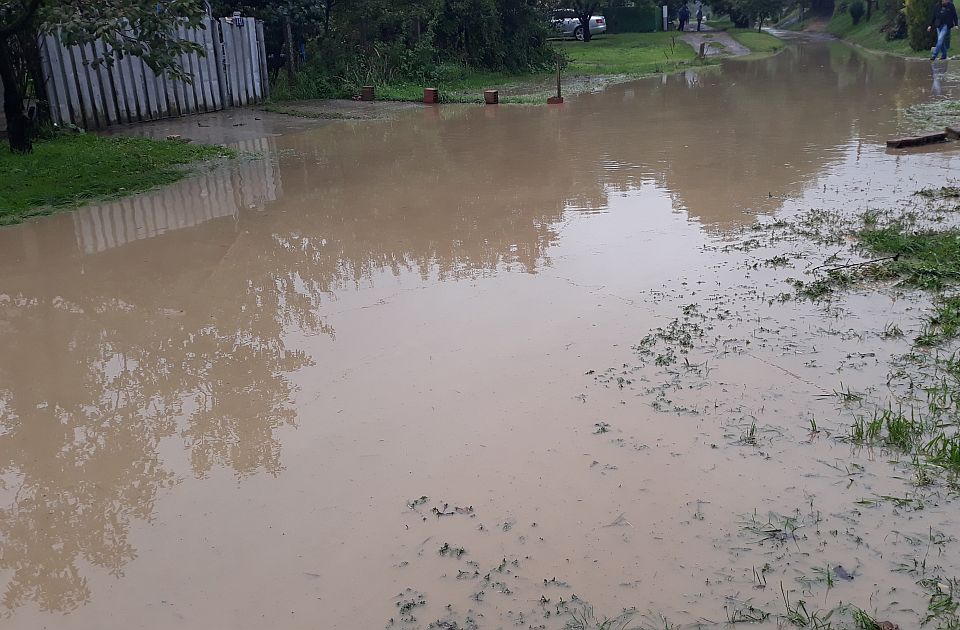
[2,40,960,629]
[680,28,751,57]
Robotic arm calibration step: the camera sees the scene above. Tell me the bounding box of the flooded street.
[4,39,960,629]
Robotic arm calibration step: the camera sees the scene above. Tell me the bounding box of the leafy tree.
[713,0,785,29]
[710,0,753,27]
[905,0,937,49]
[850,0,865,22]
[0,0,206,153]
[571,0,601,42]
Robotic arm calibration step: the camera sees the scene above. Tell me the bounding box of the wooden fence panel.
[80,43,106,127]
[221,21,241,107]
[245,22,261,101]
[108,47,135,124]
[39,16,265,129]
[256,21,270,101]
[67,46,96,128]
[93,41,119,126]
[39,35,71,126]
[123,53,148,122]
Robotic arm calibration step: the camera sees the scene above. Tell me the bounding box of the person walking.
[678,4,690,31]
[696,6,704,31]
[929,0,959,61]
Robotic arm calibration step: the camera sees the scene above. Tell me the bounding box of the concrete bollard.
[699,43,706,59]
[424,88,439,104]
[484,90,499,105]
[360,86,375,101]
[547,96,564,105]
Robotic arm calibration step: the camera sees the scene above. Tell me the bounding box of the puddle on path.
[2,41,960,630]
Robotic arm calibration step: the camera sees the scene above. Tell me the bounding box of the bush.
[905,0,938,49]
[850,0,866,22]
[269,0,552,101]
[880,0,908,38]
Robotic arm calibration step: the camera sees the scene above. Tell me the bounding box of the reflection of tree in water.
[0,314,178,612]
[0,216,329,611]
[565,42,923,227]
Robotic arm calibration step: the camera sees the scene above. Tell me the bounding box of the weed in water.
[780,583,834,629]
[834,384,864,404]
[883,323,905,339]
[918,296,960,346]
[852,607,880,630]
[565,604,637,630]
[724,598,771,624]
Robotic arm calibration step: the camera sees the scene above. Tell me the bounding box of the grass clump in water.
[857,225,960,291]
[918,296,960,346]
[728,30,785,56]
[0,133,233,225]
[848,406,924,451]
[918,187,960,200]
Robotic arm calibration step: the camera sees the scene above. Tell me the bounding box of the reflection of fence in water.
[72,138,280,254]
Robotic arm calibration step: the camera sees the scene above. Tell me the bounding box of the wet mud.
[2,40,960,630]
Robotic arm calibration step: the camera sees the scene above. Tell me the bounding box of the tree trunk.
[866,0,872,21]
[284,14,296,87]
[0,37,32,153]
[578,14,593,41]
[17,28,49,125]
[324,2,332,37]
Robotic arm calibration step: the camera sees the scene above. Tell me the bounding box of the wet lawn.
[728,29,786,55]
[373,34,705,103]
[555,32,698,76]
[826,12,922,57]
[271,32,782,105]
[0,134,233,226]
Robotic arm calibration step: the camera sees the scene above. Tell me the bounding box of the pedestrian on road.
[678,4,690,31]
[928,0,959,61]
[696,6,704,31]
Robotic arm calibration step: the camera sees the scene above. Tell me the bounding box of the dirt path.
[679,26,751,57]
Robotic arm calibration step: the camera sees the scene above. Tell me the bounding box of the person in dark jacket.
[929,0,959,61]
[678,4,690,31]
[697,6,704,31]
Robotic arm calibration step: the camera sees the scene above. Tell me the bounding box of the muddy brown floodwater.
[3,38,960,630]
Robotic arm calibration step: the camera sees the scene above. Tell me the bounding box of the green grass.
[376,67,553,104]
[555,32,699,76]
[706,18,736,30]
[273,31,788,106]
[826,12,923,57]
[858,225,960,291]
[380,34,704,103]
[728,29,786,56]
[918,295,960,346]
[0,133,233,226]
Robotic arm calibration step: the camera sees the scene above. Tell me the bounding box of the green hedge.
[603,6,660,33]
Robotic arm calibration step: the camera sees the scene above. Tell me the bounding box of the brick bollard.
[484,90,499,105]
[424,88,439,104]
[360,86,375,101]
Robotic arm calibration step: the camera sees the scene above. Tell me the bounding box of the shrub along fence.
[38,16,268,130]
[604,6,660,33]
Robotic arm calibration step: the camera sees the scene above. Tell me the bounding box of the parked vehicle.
[550,10,607,40]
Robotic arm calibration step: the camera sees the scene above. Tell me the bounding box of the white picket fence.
[39,16,268,130]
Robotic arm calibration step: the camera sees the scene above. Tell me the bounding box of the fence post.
[213,18,229,107]
[256,20,270,101]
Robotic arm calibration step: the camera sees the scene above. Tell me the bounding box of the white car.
[551,10,607,40]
